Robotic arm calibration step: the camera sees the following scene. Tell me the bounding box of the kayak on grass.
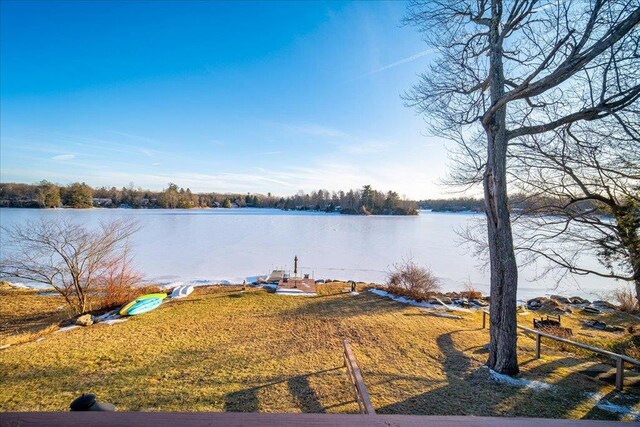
[119,293,167,316]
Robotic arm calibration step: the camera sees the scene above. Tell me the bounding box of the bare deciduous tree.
[0,218,141,314]
[404,0,640,374]
[510,116,640,307]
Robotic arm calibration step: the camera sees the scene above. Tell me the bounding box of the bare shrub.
[0,218,140,314]
[611,286,639,313]
[97,246,155,310]
[387,258,440,301]
[460,276,482,299]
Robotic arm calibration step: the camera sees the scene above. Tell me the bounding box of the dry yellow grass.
[0,285,638,420]
[0,284,70,347]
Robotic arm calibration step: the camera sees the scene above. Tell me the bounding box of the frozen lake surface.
[0,208,618,301]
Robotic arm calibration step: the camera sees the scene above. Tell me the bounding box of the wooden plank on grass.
[343,339,375,415]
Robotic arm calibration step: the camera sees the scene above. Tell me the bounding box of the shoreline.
[1,279,622,312]
[1,275,608,304]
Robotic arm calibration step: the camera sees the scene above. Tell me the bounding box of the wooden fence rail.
[481,310,640,391]
[343,339,375,414]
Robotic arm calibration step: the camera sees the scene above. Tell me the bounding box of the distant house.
[211,201,221,208]
[92,198,113,207]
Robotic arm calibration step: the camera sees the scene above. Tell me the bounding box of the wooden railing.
[481,310,640,391]
[343,339,375,414]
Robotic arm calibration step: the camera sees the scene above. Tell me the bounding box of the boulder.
[470,299,489,307]
[582,306,601,314]
[550,295,571,304]
[75,314,94,327]
[584,319,607,330]
[593,300,618,310]
[527,297,548,310]
[554,306,572,314]
[569,296,588,304]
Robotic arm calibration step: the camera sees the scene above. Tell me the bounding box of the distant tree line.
[0,182,417,215]
[419,194,607,216]
[276,185,417,215]
[419,197,485,212]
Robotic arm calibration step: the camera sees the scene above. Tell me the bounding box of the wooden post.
[482,311,487,329]
[535,333,541,359]
[615,357,624,391]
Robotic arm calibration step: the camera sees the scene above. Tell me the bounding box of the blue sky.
[1,0,450,199]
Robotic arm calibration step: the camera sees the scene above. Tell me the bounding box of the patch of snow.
[103,318,129,326]
[275,289,317,297]
[159,281,183,290]
[369,289,472,313]
[35,337,45,343]
[7,282,30,289]
[245,275,268,283]
[482,366,554,391]
[55,325,79,333]
[95,310,120,323]
[584,392,640,421]
[350,291,360,296]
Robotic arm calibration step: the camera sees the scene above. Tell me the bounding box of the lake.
[0,208,618,301]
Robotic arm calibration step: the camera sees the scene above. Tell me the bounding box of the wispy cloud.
[358,48,435,79]
[51,154,75,161]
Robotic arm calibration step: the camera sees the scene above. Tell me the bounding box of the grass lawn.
[0,284,638,420]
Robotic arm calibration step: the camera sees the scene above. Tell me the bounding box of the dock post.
[535,333,541,359]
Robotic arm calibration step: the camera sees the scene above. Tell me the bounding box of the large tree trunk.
[484,0,519,375]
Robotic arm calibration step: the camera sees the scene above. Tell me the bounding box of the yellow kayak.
[119,293,167,316]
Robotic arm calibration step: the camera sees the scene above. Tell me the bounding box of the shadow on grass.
[223,367,342,412]
[376,329,631,419]
[376,331,489,415]
[376,331,587,417]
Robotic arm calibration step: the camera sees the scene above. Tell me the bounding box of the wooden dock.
[276,277,316,294]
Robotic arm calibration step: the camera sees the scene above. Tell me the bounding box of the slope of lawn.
[0,285,638,420]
